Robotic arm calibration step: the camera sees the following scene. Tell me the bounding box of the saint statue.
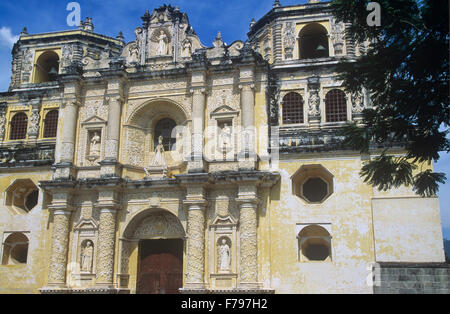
[157,31,168,55]
[218,239,231,272]
[90,132,101,156]
[150,135,167,168]
[182,40,192,58]
[80,241,94,273]
[219,123,232,150]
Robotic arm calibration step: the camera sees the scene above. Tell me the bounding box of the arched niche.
[123,99,189,169]
[299,23,329,59]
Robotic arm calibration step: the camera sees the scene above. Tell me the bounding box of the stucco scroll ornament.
[80,241,94,273]
[284,22,296,59]
[330,19,345,55]
[0,105,6,140]
[351,90,365,113]
[308,90,321,117]
[28,109,40,136]
[218,238,231,272]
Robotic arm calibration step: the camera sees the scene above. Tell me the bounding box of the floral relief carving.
[96,210,117,284]
[48,213,71,284]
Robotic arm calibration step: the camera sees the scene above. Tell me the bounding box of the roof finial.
[116,31,124,42]
[20,27,28,36]
[273,0,281,8]
[250,18,256,30]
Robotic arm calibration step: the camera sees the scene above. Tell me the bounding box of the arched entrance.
[122,209,186,294]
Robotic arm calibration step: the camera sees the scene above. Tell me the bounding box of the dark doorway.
[137,239,183,294]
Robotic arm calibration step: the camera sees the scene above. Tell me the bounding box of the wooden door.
[137,239,183,294]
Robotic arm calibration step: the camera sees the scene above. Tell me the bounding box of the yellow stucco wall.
[0,170,52,294]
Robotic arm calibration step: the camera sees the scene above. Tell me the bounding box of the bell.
[316,44,326,52]
[48,67,58,76]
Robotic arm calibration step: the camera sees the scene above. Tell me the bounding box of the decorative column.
[0,102,7,141]
[238,66,256,169]
[182,184,207,291]
[95,189,120,289]
[189,69,206,173]
[237,184,260,290]
[45,191,74,288]
[100,76,125,178]
[54,75,82,180]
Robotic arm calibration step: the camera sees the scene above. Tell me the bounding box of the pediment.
[211,105,239,117]
[74,218,98,231]
[211,214,237,226]
[82,115,107,126]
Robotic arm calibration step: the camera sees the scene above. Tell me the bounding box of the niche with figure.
[217,236,232,273]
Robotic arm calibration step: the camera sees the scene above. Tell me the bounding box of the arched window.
[282,92,304,124]
[43,110,59,138]
[33,51,59,83]
[1,233,29,265]
[10,112,28,140]
[299,23,329,59]
[298,225,331,262]
[325,89,347,122]
[154,118,177,151]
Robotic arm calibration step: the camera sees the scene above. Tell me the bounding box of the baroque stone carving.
[133,212,185,239]
[308,90,320,117]
[96,209,117,284]
[48,211,71,285]
[0,104,7,140]
[330,19,345,55]
[284,22,296,59]
[351,90,365,113]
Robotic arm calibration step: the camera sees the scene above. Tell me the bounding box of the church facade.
[0,1,447,294]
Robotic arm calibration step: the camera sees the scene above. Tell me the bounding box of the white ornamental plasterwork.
[209,89,238,112]
[330,19,346,55]
[0,105,7,140]
[21,49,34,83]
[283,22,296,59]
[28,109,40,136]
[125,128,145,167]
[351,90,365,113]
[133,213,185,239]
[81,100,109,122]
[239,203,258,284]
[308,90,321,117]
[61,45,74,70]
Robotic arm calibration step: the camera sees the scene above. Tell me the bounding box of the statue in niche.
[128,43,139,64]
[157,30,168,55]
[90,131,101,156]
[219,123,232,150]
[150,135,167,168]
[182,40,192,58]
[80,241,94,273]
[218,238,231,272]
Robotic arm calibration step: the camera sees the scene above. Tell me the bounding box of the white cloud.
[0,27,19,49]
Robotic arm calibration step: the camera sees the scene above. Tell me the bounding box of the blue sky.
[0,0,448,239]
